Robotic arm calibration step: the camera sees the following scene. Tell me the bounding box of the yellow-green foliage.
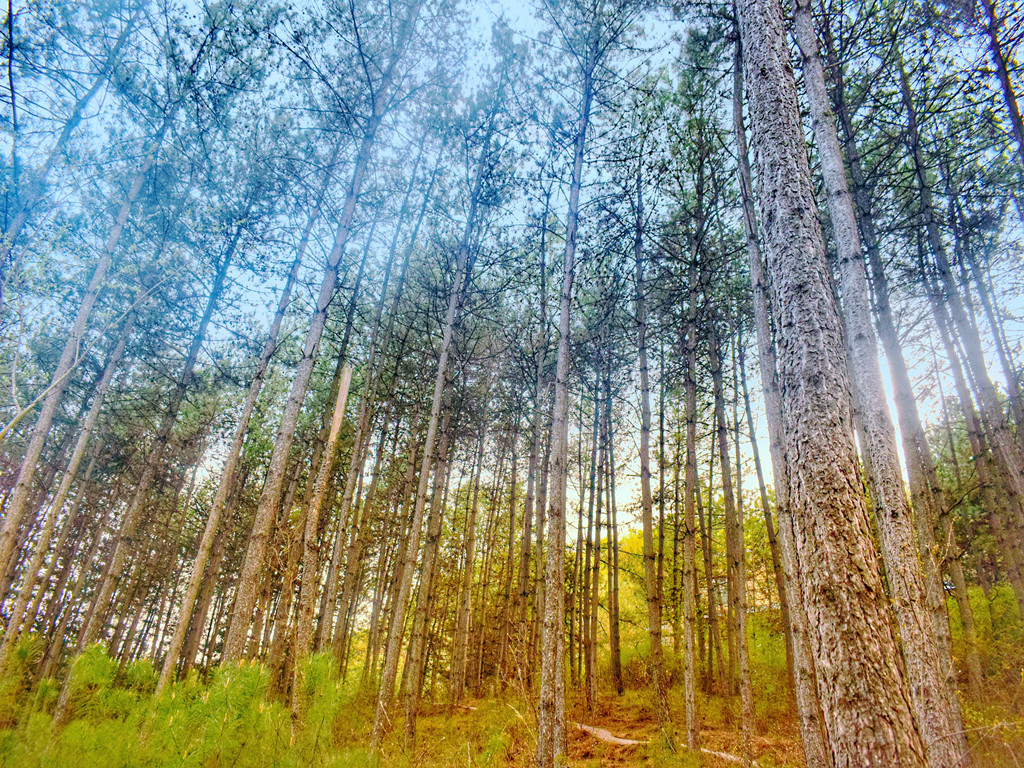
[374,697,532,767]
[0,644,538,768]
[0,646,372,768]
[947,585,1024,685]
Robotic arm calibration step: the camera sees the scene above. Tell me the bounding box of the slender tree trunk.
[158,242,305,691]
[532,416,553,672]
[696,417,722,693]
[603,371,623,697]
[333,413,395,660]
[634,174,671,734]
[223,3,422,659]
[319,145,438,643]
[710,321,753,764]
[497,432,518,677]
[72,215,238,669]
[0,7,142,281]
[590,400,604,711]
[290,365,352,720]
[978,0,1024,172]
[927,275,1024,618]
[738,344,792,681]
[0,308,134,670]
[823,21,977,726]
[682,303,701,750]
[370,99,494,743]
[583,389,599,712]
[402,413,452,746]
[0,114,174,575]
[536,47,596,765]
[25,456,96,642]
[900,62,1024,527]
[37,504,113,680]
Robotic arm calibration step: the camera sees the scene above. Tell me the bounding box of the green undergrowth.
[0,604,1020,767]
[0,648,365,768]
[0,644,534,768]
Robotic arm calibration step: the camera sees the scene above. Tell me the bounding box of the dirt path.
[565,699,805,767]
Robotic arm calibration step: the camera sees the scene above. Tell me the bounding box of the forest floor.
[1,643,1022,767]
[406,689,806,767]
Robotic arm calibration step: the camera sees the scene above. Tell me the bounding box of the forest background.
[0,0,1021,765]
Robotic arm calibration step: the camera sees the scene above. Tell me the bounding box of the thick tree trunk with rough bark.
[731,52,832,760]
[793,5,966,764]
[734,0,928,762]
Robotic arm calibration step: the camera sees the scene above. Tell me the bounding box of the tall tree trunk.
[738,343,792,682]
[0,307,134,670]
[710,321,753,763]
[590,400,604,711]
[451,421,488,702]
[370,95,495,743]
[697,415,723,694]
[733,42,828,768]
[0,114,174,576]
[927,273,1024,618]
[402,412,453,746]
[682,293,701,750]
[794,6,965,764]
[734,0,927,761]
[536,45,596,765]
[531,417,552,672]
[158,241,306,692]
[318,142,438,643]
[333,413,396,660]
[899,62,1024,528]
[223,2,422,660]
[72,211,239,666]
[290,365,352,720]
[496,431,519,677]
[823,18,980,720]
[37,503,113,680]
[582,389,599,712]
[604,370,623,697]
[24,457,96,643]
[634,172,671,734]
[0,7,141,289]
[514,217,549,671]
[978,0,1024,172]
